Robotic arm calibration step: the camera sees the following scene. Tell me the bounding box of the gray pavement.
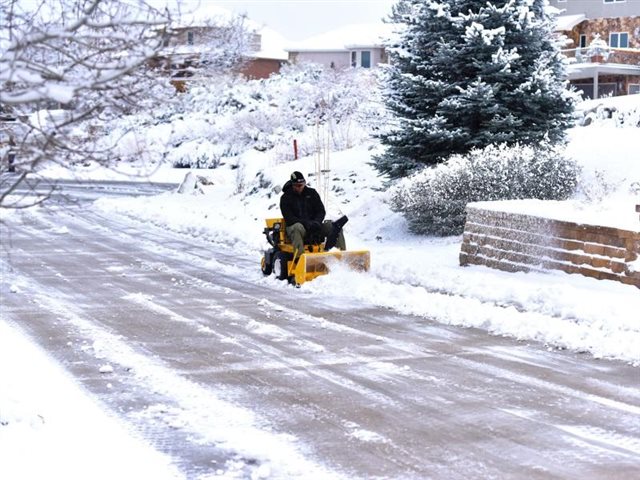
[1,180,639,479]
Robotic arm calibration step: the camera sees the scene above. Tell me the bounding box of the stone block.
[583,242,605,256]
[602,245,628,259]
[591,257,612,269]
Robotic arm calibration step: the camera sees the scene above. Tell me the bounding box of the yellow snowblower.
[260,216,370,286]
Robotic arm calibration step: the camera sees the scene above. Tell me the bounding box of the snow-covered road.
[1,181,639,479]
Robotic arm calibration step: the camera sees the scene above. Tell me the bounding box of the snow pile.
[467,93,640,232]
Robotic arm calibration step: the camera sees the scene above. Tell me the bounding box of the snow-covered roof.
[172,5,236,29]
[567,62,640,80]
[285,23,397,52]
[161,5,288,61]
[555,14,587,32]
[251,27,288,61]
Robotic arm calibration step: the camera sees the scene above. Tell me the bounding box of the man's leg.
[286,222,306,259]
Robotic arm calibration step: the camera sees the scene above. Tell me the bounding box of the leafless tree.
[0,0,251,208]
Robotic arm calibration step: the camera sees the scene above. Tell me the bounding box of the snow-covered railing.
[460,205,640,288]
[562,47,640,64]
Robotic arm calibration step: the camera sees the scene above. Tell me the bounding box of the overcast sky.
[209,0,396,40]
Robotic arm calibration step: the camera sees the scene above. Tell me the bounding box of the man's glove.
[309,221,322,232]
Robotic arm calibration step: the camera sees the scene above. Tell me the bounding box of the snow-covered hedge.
[124,65,388,168]
[578,103,640,128]
[391,143,580,236]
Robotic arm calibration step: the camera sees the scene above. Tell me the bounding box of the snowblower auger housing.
[261,217,370,286]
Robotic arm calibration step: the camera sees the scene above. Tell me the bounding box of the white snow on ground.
[0,321,182,480]
[1,94,639,478]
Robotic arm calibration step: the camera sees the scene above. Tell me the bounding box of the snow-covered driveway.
[1,180,639,479]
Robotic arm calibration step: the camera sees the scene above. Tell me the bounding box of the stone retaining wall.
[459,205,640,288]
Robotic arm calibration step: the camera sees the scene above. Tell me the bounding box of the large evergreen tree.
[376,0,575,179]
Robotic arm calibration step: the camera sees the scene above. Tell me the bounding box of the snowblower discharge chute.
[261,216,370,286]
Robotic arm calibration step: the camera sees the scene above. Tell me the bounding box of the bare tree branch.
[1,0,252,208]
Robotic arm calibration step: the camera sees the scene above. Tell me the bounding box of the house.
[239,27,289,80]
[285,23,395,70]
[550,0,640,98]
[151,8,288,84]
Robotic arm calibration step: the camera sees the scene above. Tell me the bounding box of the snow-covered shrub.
[84,66,388,169]
[166,139,225,169]
[391,143,579,236]
[575,169,625,203]
[579,104,640,128]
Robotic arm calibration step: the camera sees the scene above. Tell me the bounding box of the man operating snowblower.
[260,171,368,286]
[279,170,346,260]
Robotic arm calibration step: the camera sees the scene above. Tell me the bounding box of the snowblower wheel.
[273,252,290,281]
[261,254,272,276]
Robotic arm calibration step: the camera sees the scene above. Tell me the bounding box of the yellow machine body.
[263,218,370,286]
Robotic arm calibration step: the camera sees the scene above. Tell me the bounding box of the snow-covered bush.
[578,103,640,128]
[391,143,579,236]
[84,64,388,170]
[213,64,386,159]
[155,66,385,168]
[168,139,224,169]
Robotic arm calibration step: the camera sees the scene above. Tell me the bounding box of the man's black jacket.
[280,180,326,228]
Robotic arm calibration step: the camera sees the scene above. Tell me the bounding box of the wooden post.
[293,139,298,160]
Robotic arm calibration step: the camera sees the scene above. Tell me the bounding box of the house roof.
[285,23,398,53]
[162,5,289,61]
[174,5,236,28]
[250,27,288,61]
[567,62,640,80]
[555,14,587,32]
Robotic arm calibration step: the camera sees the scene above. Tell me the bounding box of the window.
[604,0,626,3]
[187,31,194,45]
[360,51,371,68]
[630,84,640,95]
[609,32,629,48]
[350,51,373,68]
[579,34,587,49]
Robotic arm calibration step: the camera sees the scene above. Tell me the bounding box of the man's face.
[292,181,305,194]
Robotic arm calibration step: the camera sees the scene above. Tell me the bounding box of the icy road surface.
[1,180,639,479]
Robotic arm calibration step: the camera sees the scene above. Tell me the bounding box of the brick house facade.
[152,25,287,87]
[550,0,640,98]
